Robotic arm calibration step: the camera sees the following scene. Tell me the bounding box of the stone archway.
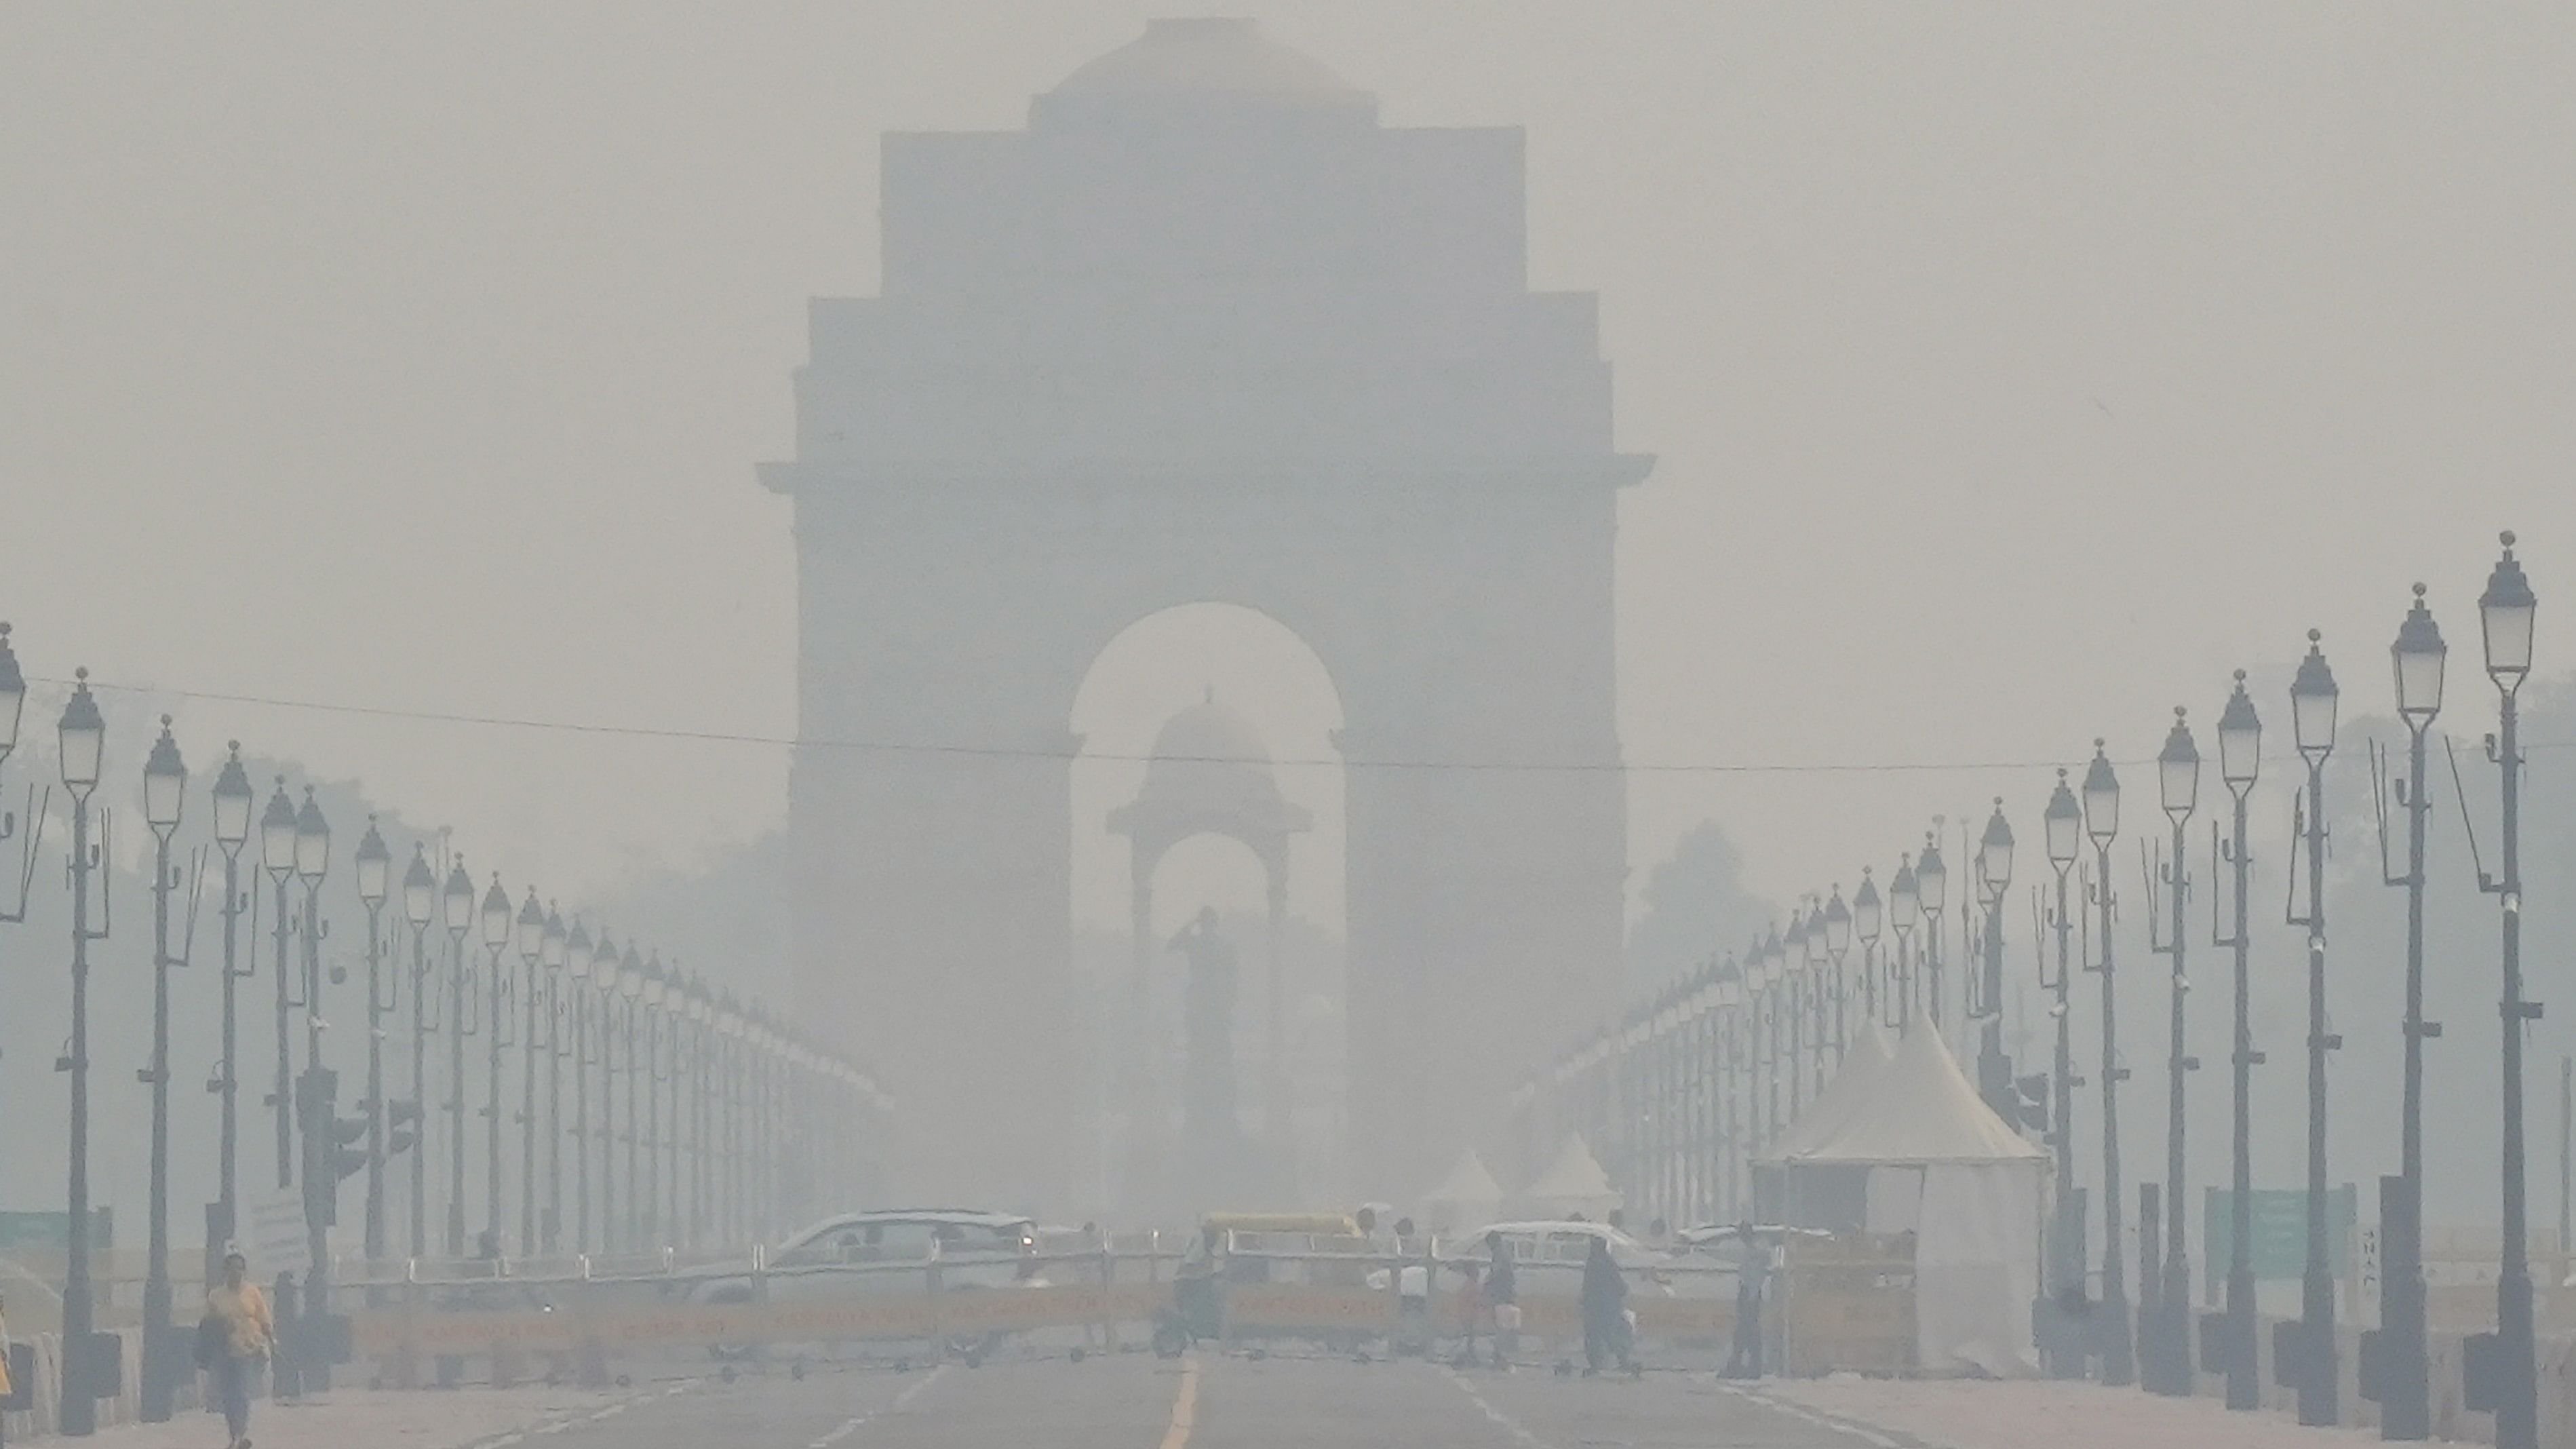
[765,18,1647,1208]
[1108,691,1312,1215]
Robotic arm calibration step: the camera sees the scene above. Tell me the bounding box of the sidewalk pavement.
[1763,1376,2392,1449]
[69,1383,653,1449]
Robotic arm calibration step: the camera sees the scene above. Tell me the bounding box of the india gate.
[762,18,1646,1212]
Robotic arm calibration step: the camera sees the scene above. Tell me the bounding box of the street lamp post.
[1809,899,1837,1083]
[756,1019,781,1237]
[688,986,712,1249]
[1783,916,1809,1118]
[2383,583,2445,1441]
[596,933,624,1254]
[440,857,475,1259]
[2041,769,2082,1380]
[1917,831,1948,1030]
[1890,857,1919,1033]
[740,1022,761,1240]
[2147,707,2200,1396]
[1751,938,1772,1150]
[665,973,691,1244]
[140,718,186,1423]
[290,786,333,1390]
[1700,964,1721,1212]
[1826,887,1854,1066]
[2216,674,2263,1411]
[480,875,511,1252]
[355,818,391,1274]
[261,780,298,1193]
[714,996,739,1244]
[515,889,545,1257]
[564,921,592,1254]
[2288,631,2341,1425]
[542,908,567,1255]
[208,746,254,1286]
[402,847,435,1262]
[57,671,106,1437]
[716,1000,737,1237]
[1738,945,1763,1169]
[621,945,647,1251]
[675,974,697,1247]
[1976,799,2015,1128]
[631,954,654,1248]
[2084,740,2135,1385]
[2477,533,2540,1449]
[1855,870,1884,1033]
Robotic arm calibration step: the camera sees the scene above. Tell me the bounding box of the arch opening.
[1067,601,1347,1219]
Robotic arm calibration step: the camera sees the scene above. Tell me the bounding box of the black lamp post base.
[2223,1264,2260,1410]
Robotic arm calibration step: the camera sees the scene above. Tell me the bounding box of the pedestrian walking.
[204,1253,275,1449]
[1,1290,14,1449]
[1724,1222,1770,1379]
[1579,1235,1631,1376]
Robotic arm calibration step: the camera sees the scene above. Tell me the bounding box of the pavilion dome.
[1137,693,1281,805]
[1049,18,1368,107]
[1149,693,1271,767]
[1110,690,1313,851]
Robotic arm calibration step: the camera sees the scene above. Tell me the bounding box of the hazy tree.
[1625,821,1772,992]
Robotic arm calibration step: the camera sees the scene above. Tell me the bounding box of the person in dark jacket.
[1578,1236,1630,1375]
[1724,1223,1770,1378]
[1484,1231,1519,1368]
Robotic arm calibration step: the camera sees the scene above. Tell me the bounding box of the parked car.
[764,1208,1040,1281]
[687,1208,1041,1361]
[1470,1220,1728,1298]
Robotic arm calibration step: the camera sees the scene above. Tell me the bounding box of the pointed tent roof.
[1519,1134,1621,1212]
[1786,1026,2046,1165]
[1426,1149,1504,1207]
[1763,1023,1897,1162]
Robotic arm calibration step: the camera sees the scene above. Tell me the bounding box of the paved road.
[488,1354,1869,1449]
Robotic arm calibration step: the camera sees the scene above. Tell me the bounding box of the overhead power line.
[32,672,2567,777]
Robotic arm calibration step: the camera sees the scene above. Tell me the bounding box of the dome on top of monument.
[1110,690,1314,845]
[1052,18,1366,105]
[1148,691,1273,771]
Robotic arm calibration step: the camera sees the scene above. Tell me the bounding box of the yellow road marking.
[1159,1353,1200,1449]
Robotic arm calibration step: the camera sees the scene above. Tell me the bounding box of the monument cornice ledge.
[759,453,1654,495]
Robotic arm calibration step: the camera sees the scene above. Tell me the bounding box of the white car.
[770,1208,1040,1282]
[1469,1220,1730,1299]
[686,1208,1042,1336]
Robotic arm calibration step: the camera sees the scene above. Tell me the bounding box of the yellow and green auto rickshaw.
[1154,1213,1366,1355]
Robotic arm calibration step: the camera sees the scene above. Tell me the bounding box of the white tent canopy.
[1513,1134,1622,1222]
[1422,1149,1505,1237]
[1787,1024,2046,1167]
[1780,1026,2049,1377]
[1764,1022,1898,1162]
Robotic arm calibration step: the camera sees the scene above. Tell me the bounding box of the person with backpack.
[203,1253,275,1449]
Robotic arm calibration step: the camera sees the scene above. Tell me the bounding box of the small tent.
[1779,1026,2050,1377]
[1765,1022,1898,1161]
[1513,1134,1622,1222]
[1753,1022,1898,1226]
[1422,1150,1505,1237]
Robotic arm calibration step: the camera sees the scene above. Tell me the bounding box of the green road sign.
[0,1209,114,1256]
[2204,1186,2355,1281]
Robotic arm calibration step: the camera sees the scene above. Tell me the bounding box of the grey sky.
[4,3,2569,936]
